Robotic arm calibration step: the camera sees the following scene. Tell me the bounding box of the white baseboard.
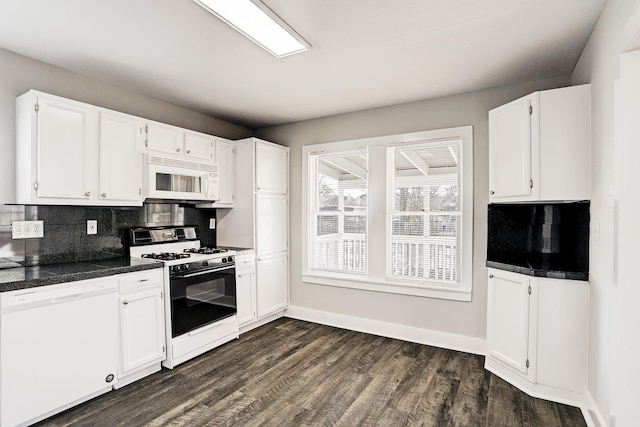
[582,390,608,427]
[285,305,485,355]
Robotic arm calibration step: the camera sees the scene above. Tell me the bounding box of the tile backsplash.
[0,203,217,266]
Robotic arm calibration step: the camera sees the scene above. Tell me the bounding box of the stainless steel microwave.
[144,155,219,201]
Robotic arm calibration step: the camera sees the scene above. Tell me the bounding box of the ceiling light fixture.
[193,0,310,58]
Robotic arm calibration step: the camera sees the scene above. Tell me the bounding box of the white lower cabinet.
[256,252,288,318]
[116,269,166,388]
[236,253,257,327]
[485,268,589,406]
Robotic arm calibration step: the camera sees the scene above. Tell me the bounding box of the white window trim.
[302,126,473,301]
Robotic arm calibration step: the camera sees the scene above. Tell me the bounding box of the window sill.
[301,273,472,301]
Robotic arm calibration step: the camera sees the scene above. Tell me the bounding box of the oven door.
[169,266,236,338]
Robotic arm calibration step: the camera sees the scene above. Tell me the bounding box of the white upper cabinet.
[489,85,591,202]
[184,131,214,161]
[256,140,288,194]
[16,93,99,203]
[16,91,145,206]
[145,122,184,156]
[99,112,144,203]
[489,97,532,200]
[145,125,215,162]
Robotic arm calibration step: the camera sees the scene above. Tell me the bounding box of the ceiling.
[0,1,606,129]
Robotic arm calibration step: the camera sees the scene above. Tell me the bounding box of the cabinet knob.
[101,192,107,198]
[489,274,494,278]
[176,148,181,153]
[490,190,495,195]
[84,191,91,197]
[122,300,129,305]
[186,150,191,154]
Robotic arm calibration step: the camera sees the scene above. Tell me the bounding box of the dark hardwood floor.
[36,318,586,427]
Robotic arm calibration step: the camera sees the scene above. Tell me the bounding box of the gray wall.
[255,75,571,341]
[571,0,640,425]
[0,47,252,204]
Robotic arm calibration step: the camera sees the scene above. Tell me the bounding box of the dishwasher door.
[0,278,118,427]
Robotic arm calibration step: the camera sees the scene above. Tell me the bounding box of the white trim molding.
[285,305,485,356]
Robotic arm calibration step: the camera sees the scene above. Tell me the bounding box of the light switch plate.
[87,220,98,235]
[209,218,216,229]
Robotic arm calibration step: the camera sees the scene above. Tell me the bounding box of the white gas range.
[128,226,238,368]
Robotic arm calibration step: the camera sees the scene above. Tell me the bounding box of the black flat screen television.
[487,201,589,275]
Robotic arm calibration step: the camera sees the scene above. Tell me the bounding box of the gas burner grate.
[183,247,229,255]
[141,252,192,261]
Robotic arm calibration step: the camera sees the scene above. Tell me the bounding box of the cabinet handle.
[176,148,181,153]
[489,274,494,278]
[123,300,129,305]
[84,191,91,197]
[101,192,107,198]
[137,279,149,282]
[490,190,495,195]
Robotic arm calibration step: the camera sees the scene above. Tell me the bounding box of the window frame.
[301,126,473,301]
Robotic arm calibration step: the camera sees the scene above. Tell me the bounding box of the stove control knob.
[183,264,190,270]
[222,257,227,263]
[227,256,233,263]
[202,260,209,267]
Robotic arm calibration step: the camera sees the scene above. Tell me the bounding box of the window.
[390,141,460,283]
[302,126,473,301]
[310,150,368,273]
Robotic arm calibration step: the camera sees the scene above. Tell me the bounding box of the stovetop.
[128,226,235,266]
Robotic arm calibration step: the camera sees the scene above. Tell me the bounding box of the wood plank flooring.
[35,318,586,427]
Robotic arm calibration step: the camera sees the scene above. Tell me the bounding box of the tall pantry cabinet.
[217,138,289,330]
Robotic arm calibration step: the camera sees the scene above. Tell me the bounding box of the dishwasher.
[0,278,118,427]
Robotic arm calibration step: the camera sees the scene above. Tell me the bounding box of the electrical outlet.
[12,220,44,239]
[87,220,97,235]
[209,218,216,229]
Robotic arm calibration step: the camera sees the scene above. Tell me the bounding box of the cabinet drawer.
[236,256,255,274]
[172,315,238,359]
[119,269,163,293]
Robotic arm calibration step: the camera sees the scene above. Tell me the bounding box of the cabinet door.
[256,141,288,194]
[486,269,531,374]
[215,139,235,205]
[146,123,183,156]
[236,268,257,326]
[99,112,144,204]
[489,96,533,200]
[256,252,288,317]
[118,287,165,374]
[184,132,214,161]
[36,95,98,199]
[256,194,288,255]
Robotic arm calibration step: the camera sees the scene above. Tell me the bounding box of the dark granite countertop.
[487,261,589,281]
[0,257,164,292]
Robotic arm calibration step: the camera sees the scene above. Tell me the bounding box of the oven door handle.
[172,266,234,279]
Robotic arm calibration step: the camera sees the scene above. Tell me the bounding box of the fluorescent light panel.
[194,0,309,58]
